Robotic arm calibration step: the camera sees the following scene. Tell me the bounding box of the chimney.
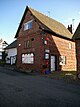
[67,24,73,34]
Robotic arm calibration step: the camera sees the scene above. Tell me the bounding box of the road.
[0,66,80,107]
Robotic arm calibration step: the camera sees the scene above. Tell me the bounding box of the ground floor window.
[45,53,49,59]
[59,56,66,65]
[22,53,34,64]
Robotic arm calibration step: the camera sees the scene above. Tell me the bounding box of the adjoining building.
[5,40,17,65]
[73,23,80,77]
[0,38,8,60]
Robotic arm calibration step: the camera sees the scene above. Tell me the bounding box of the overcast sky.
[0,0,80,44]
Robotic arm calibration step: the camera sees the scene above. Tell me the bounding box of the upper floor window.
[24,40,32,49]
[24,20,33,31]
[68,43,72,49]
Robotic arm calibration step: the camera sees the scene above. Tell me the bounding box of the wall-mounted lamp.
[19,44,21,46]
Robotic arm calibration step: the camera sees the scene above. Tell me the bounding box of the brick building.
[15,6,76,72]
[73,23,80,76]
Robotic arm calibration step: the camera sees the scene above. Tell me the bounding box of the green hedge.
[0,60,5,66]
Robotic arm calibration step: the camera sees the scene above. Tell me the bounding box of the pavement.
[0,66,80,107]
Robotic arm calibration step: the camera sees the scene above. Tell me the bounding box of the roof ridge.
[29,6,62,24]
[15,6,72,39]
[28,6,72,39]
[5,40,17,49]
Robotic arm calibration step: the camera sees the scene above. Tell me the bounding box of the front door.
[51,56,55,71]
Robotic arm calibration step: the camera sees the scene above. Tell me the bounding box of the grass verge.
[43,71,77,81]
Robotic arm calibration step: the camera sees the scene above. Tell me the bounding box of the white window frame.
[45,53,49,59]
[59,56,66,65]
[69,43,72,49]
[24,20,33,31]
[22,53,34,64]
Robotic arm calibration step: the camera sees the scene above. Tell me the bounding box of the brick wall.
[75,40,80,74]
[50,36,76,71]
[16,9,77,72]
[17,10,44,71]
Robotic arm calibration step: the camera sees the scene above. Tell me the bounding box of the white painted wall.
[6,48,17,64]
[0,39,8,60]
[0,52,2,59]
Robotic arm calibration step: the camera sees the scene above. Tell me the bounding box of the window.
[69,43,72,49]
[24,40,32,49]
[22,53,34,64]
[45,53,49,59]
[24,41,27,49]
[44,40,47,45]
[24,20,32,30]
[45,49,50,53]
[28,40,32,48]
[59,56,66,65]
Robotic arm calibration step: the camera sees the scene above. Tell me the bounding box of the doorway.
[51,56,56,72]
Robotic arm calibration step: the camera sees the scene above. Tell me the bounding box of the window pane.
[24,41,27,49]
[24,23,28,30]
[22,53,34,64]
[24,20,32,30]
[27,41,30,48]
[28,22,32,29]
[69,43,72,49]
[59,56,66,65]
[26,40,32,48]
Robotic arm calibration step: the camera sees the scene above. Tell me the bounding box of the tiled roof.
[5,40,17,49]
[15,6,72,39]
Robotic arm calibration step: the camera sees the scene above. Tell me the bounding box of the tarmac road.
[0,66,80,107]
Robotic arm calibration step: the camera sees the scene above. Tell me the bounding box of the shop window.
[59,56,66,65]
[22,53,34,64]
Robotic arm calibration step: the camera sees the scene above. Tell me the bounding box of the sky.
[0,0,80,44]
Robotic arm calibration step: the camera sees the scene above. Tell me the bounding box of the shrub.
[0,60,5,66]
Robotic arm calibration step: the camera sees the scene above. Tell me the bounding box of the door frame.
[50,55,57,71]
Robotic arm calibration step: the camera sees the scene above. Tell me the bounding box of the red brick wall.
[75,40,80,74]
[17,32,43,71]
[16,9,77,72]
[17,10,44,71]
[50,36,76,71]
